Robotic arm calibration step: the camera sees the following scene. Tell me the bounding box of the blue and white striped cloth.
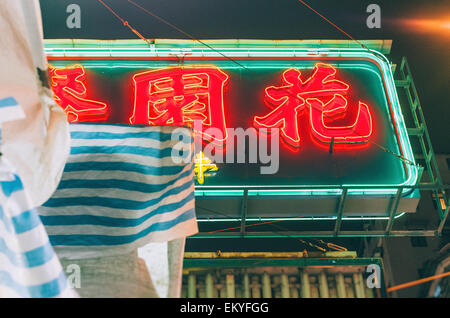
[0,109,76,297]
[38,123,198,259]
[0,170,76,297]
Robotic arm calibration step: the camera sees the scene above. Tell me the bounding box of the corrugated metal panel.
[181,267,377,298]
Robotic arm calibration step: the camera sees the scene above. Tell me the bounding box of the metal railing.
[182,252,386,298]
[192,57,449,239]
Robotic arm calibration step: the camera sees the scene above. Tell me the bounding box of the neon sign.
[129,66,229,145]
[194,151,219,184]
[254,64,373,147]
[309,95,373,144]
[45,43,419,212]
[48,63,373,148]
[49,64,109,122]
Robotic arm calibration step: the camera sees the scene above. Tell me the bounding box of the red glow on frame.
[129,66,229,145]
[254,63,373,148]
[49,64,109,122]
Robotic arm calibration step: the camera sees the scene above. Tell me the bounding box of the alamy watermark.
[66,4,81,29]
[172,121,280,175]
[366,264,381,288]
[366,4,381,29]
[65,263,81,289]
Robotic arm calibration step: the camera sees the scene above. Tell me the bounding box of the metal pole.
[251,276,261,298]
[290,276,299,298]
[353,273,366,298]
[345,277,355,298]
[437,202,450,235]
[385,188,402,234]
[242,272,250,298]
[364,282,374,298]
[281,273,290,298]
[240,189,248,236]
[334,188,348,236]
[205,272,214,298]
[336,273,346,298]
[262,272,272,298]
[193,229,438,238]
[187,272,196,298]
[226,272,235,298]
[300,270,311,298]
[318,272,329,298]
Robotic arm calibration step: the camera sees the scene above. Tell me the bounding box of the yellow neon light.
[194,151,218,184]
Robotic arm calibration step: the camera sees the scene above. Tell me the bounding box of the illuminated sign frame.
[45,43,419,218]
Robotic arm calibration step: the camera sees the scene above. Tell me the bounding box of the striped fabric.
[0,98,75,298]
[0,158,76,297]
[38,123,198,259]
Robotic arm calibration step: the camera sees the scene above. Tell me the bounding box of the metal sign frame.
[44,40,448,237]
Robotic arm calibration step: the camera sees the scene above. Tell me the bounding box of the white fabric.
[59,250,158,298]
[0,0,73,298]
[57,238,186,298]
[17,0,47,70]
[0,0,70,207]
[138,238,186,298]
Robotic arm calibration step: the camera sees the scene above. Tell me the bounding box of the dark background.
[40,0,450,154]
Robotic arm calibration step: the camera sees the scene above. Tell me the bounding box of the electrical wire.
[199,206,347,252]
[387,271,450,293]
[97,0,153,46]
[296,0,371,52]
[126,0,253,73]
[126,0,420,168]
[96,0,419,169]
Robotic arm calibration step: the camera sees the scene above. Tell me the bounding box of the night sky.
[40,0,450,153]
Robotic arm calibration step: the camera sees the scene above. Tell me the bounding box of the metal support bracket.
[240,189,248,236]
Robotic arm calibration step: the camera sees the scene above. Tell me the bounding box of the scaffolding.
[193,57,449,239]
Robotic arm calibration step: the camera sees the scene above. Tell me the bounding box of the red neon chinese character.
[49,64,109,123]
[129,66,229,144]
[308,94,373,144]
[253,63,373,147]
